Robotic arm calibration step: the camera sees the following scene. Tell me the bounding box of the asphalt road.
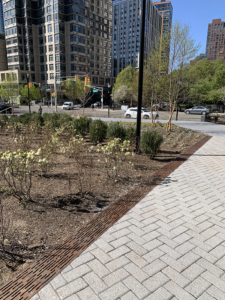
[5,105,225,138]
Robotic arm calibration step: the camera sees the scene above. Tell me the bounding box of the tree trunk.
[151,90,154,125]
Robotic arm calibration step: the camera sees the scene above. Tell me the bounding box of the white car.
[124,108,159,119]
[62,102,74,110]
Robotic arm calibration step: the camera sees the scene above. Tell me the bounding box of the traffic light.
[84,76,88,91]
[39,83,41,88]
[87,76,90,84]
[75,75,78,82]
[28,82,32,88]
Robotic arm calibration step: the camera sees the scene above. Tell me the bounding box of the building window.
[48,24,52,33]
[49,54,53,61]
[47,6,52,13]
[48,35,53,42]
[49,45,53,52]
[50,73,54,79]
[49,64,54,70]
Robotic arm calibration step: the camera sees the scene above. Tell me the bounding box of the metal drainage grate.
[0,136,211,300]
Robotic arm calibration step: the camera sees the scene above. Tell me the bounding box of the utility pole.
[136,0,146,152]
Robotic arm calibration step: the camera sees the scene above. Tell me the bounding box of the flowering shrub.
[38,135,58,174]
[0,149,39,206]
[61,135,92,197]
[97,138,133,178]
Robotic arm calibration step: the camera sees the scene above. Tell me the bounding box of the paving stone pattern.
[32,137,225,300]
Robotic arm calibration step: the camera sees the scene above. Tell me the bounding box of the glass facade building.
[0,0,4,33]
[206,19,225,60]
[154,0,173,37]
[3,0,113,87]
[112,0,162,77]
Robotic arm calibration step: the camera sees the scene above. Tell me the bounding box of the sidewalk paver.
[33,136,225,300]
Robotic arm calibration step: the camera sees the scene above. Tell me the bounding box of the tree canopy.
[189,58,225,103]
[20,85,41,100]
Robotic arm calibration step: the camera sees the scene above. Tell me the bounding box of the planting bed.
[0,122,206,286]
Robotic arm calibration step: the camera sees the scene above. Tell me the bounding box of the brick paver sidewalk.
[32,136,225,300]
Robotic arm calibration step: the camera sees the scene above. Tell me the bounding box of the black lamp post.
[136,0,147,152]
[108,83,111,117]
[27,73,31,114]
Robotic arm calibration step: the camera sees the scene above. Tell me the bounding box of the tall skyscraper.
[112,0,162,77]
[154,0,173,37]
[0,0,4,33]
[206,19,225,60]
[3,0,113,87]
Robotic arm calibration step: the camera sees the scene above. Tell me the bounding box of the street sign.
[93,89,98,92]
[41,87,46,91]
[70,80,76,84]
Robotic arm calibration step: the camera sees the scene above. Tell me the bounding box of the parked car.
[13,103,19,108]
[184,106,211,115]
[94,102,101,108]
[6,102,19,108]
[124,107,159,119]
[0,103,12,114]
[62,102,74,110]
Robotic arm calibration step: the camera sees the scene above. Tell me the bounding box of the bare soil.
[0,124,206,286]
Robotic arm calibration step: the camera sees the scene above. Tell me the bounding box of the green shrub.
[89,119,108,144]
[107,122,127,141]
[30,112,44,127]
[125,127,136,143]
[18,113,32,125]
[140,130,163,157]
[73,116,92,136]
[43,113,72,129]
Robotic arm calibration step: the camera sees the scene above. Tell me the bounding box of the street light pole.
[27,73,31,114]
[136,0,147,152]
[54,79,57,113]
[108,83,111,117]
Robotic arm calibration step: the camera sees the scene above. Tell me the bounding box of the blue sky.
[170,0,225,55]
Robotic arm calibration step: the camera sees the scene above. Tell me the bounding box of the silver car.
[184,106,211,115]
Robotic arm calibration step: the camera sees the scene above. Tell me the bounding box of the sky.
[170,0,225,55]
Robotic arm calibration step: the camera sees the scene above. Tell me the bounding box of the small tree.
[0,72,19,115]
[19,85,41,101]
[61,79,77,101]
[162,21,200,131]
[62,79,92,114]
[114,65,136,91]
[113,85,133,104]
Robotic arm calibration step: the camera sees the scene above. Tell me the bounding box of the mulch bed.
[0,125,206,287]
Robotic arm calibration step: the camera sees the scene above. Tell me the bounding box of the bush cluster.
[89,119,108,144]
[140,130,163,157]
[73,115,92,136]
[107,122,136,143]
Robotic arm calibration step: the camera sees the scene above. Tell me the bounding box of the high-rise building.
[112,0,162,77]
[206,19,225,60]
[154,0,173,38]
[0,32,7,70]
[0,0,4,33]
[3,0,113,88]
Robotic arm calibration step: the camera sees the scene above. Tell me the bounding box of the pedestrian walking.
[91,104,94,110]
[38,106,42,115]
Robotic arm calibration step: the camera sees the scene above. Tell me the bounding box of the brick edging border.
[0,136,211,300]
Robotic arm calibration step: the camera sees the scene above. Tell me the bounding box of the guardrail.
[0,107,12,114]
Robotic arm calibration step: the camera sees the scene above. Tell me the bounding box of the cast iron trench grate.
[0,136,211,300]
